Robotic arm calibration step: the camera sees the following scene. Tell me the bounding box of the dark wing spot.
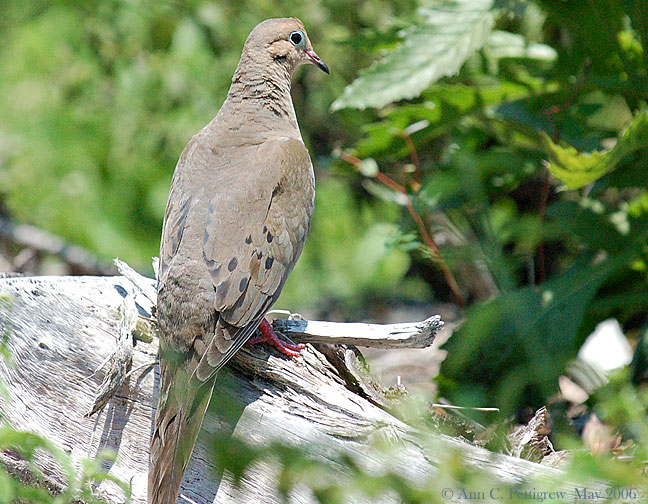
[202,249,218,271]
[267,232,273,243]
[265,256,274,269]
[164,414,177,436]
[263,225,268,234]
[256,251,262,259]
[228,257,238,272]
[214,280,229,296]
[245,235,252,244]
[163,197,192,268]
[175,200,191,245]
[239,277,249,292]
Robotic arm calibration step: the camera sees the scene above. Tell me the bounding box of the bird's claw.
[247,319,305,357]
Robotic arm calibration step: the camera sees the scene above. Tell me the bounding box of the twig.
[123,360,158,381]
[341,151,466,306]
[431,404,500,412]
[114,259,157,303]
[0,215,114,275]
[273,315,443,349]
[84,295,137,417]
[399,129,421,187]
[536,170,552,284]
[82,352,113,383]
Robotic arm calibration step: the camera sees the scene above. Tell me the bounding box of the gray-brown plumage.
[149,18,328,504]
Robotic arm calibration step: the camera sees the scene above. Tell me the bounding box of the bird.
[148,18,329,504]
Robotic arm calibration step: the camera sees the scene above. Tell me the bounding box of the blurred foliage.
[0,427,129,504]
[332,0,648,418]
[0,0,416,281]
[544,110,648,189]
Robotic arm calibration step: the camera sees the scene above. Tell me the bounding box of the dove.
[148,18,328,504]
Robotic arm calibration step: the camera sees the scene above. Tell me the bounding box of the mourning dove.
[148,18,328,504]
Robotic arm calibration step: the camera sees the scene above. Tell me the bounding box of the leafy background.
[1,0,648,500]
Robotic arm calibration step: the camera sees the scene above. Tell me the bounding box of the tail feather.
[148,367,216,504]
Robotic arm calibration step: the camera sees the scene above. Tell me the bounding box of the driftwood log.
[0,267,593,503]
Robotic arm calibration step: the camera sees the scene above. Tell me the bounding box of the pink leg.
[246,319,305,357]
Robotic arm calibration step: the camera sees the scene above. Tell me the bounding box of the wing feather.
[190,138,314,381]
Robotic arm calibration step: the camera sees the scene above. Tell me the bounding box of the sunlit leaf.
[484,30,557,61]
[543,110,648,189]
[358,158,379,177]
[331,0,495,110]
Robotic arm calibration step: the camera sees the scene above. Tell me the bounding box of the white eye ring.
[289,31,304,46]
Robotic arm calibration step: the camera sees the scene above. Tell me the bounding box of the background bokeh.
[0,0,422,319]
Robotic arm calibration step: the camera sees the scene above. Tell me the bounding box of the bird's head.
[243,18,329,75]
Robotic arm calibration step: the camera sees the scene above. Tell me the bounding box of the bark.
[0,270,591,503]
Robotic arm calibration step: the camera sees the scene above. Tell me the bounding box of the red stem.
[400,130,421,185]
[341,151,465,306]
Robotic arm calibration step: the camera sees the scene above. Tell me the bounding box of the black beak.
[305,49,330,74]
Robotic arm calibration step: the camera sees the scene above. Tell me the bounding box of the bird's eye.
[289,31,304,46]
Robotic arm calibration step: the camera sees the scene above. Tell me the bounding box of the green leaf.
[331,0,495,110]
[543,109,648,189]
[440,254,629,415]
[626,0,648,69]
[353,81,531,160]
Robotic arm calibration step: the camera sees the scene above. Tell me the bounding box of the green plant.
[332,0,648,416]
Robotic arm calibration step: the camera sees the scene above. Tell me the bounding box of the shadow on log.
[0,266,590,503]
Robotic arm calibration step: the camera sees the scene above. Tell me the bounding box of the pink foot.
[247,319,305,357]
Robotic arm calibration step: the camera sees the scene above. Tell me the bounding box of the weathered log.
[0,272,592,503]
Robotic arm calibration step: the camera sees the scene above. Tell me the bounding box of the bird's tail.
[148,366,216,504]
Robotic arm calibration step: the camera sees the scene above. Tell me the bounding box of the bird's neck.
[224,59,299,129]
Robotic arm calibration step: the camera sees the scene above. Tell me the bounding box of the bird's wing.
[193,136,314,382]
[158,136,203,287]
